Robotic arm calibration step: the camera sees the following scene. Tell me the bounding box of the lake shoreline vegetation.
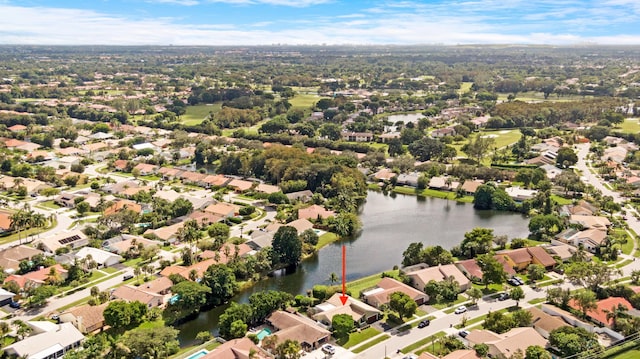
[0,45,639,359]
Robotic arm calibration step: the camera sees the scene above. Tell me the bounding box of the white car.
[454,305,467,314]
[403,355,418,359]
[321,344,336,355]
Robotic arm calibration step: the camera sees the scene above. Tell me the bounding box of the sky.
[1,0,640,45]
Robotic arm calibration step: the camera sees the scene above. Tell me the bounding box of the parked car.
[322,344,336,355]
[454,305,467,314]
[9,301,20,309]
[513,276,525,285]
[498,293,510,301]
[418,319,430,328]
[507,278,520,286]
[459,330,470,338]
[123,274,134,281]
[403,355,418,359]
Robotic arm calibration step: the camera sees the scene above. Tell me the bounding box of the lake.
[176,190,530,345]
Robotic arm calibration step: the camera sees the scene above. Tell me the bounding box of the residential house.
[265,218,314,235]
[111,286,164,308]
[373,168,396,182]
[0,211,10,233]
[419,350,477,359]
[121,186,152,198]
[35,229,88,253]
[495,247,556,271]
[138,276,174,296]
[7,124,27,132]
[204,202,237,218]
[54,192,79,208]
[112,159,129,171]
[200,337,272,359]
[455,259,484,282]
[569,297,636,327]
[103,199,143,216]
[133,163,158,175]
[266,310,331,352]
[396,172,420,187]
[246,231,274,250]
[466,327,547,359]
[569,215,611,230]
[0,245,43,273]
[285,190,314,203]
[298,205,335,221]
[157,167,183,180]
[4,322,84,359]
[405,264,471,292]
[540,164,563,179]
[527,306,568,339]
[560,228,608,253]
[341,131,373,142]
[505,187,537,201]
[59,303,108,334]
[102,234,159,255]
[102,181,139,194]
[460,180,483,195]
[4,264,68,290]
[187,211,224,227]
[313,294,382,326]
[75,247,122,268]
[431,127,457,137]
[361,277,428,308]
[144,222,184,243]
[428,176,460,191]
[201,174,230,188]
[0,288,15,306]
[179,171,206,185]
[558,201,597,217]
[227,178,254,192]
[544,243,593,262]
[256,183,280,194]
[199,243,253,265]
[602,146,627,164]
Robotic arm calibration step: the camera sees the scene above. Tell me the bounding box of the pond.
[176,190,530,345]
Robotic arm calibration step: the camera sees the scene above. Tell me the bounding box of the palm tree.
[177,220,202,265]
[605,304,629,329]
[329,272,339,285]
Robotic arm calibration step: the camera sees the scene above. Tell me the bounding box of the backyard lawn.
[347,270,400,298]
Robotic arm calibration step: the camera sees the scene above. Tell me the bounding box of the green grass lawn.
[182,104,221,126]
[38,200,62,209]
[607,347,640,359]
[478,129,521,149]
[0,218,57,245]
[401,331,446,353]
[347,270,400,298]
[351,334,390,353]
[496,92,583,103]
[435,295,469,311]
[316,232,339,249]
[528,298,546,305]
[393,186,474,203]
[615,118,640,134]
[339,327,381,348]
[288,93,327,109]
[551,194,574,205]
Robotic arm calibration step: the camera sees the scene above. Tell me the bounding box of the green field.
[496,92,584,103]
[609,348,640,359]
[459,82,473,95]
[478,129,521,149]
[182,104,221,125]
[288,93,327,109]
[616,118,640,134]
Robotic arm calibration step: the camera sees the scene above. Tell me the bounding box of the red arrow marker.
[340,245,348,305]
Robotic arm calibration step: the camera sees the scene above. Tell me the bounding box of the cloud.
[0,2,639,45]
[148,0,201,5]
[204,0,332,6]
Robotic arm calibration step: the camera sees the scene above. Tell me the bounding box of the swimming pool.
[185,349,209,359]
[256,327,272,341]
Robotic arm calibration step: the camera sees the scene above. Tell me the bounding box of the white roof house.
[4,322,84,359]
[35,229,88,253]
[75,247,122,268]
[132,142,156,151]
